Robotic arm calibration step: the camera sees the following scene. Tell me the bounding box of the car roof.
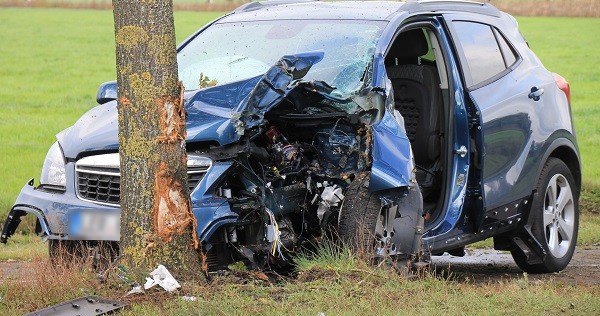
[221,0,500,23]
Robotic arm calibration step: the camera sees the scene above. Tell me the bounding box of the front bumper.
[1,161,240,245]
[1,179,120,243]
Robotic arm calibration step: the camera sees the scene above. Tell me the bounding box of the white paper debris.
[181,295,197,302]
[144,264,181,292]
[127,284,144,295]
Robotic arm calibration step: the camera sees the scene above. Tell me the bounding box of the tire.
[511,158,579,273]
[338,173,401,258]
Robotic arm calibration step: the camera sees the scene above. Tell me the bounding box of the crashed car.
[2,0,580,273]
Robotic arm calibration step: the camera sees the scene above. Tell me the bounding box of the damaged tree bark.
[112,0,202,279]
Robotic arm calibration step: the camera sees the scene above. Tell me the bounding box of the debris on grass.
[24,296,127,316]
[144,265,181,292]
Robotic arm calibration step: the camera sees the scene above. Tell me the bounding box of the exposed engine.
[193,98,371,270]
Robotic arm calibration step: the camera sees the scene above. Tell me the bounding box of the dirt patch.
[431,246,600,285]
[0,260,38,282]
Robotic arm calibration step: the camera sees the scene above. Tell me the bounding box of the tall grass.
[0,256,103,314]
[4,242,599,315]
[294,242,363,274]
[0,0,241,11]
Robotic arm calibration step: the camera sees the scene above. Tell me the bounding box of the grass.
[0,233,46,261]
[1,244,600,315]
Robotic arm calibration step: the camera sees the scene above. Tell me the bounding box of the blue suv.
[2,0,580,273]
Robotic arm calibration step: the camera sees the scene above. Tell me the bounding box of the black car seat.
[386,29,442,194]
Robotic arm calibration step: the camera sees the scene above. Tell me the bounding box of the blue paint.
[370,110,413,191]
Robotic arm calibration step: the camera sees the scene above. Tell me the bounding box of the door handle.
[528,86,544,101]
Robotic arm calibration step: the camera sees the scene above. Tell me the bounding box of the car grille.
[76,166,121,205]
[75,154,210,206]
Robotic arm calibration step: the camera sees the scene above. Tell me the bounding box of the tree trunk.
[112,0,202,280]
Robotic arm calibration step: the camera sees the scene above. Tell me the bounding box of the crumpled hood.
[59,76,261,159]
[58,51,327,159]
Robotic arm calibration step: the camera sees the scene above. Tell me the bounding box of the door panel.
[443,13,569,210]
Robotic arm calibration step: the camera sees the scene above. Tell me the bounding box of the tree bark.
[112,0,202,280]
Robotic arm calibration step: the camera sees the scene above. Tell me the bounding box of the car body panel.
[370,110,414,191]
[443,12,576,211]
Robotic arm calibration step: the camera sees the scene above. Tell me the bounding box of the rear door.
[443,13,559,226]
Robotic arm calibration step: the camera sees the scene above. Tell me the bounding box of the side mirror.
[96,81,117,104]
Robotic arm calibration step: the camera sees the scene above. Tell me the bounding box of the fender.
[1,206,51,243]
[190,162,239,245]
[507,135,580,265]
[534,134,581,192]
[1,179,52,243]
[390,186,424,255]
[370,110,415,192]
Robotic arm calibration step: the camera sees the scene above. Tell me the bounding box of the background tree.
[112,0,202,279]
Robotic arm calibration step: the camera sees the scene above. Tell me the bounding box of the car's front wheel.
[511,158,579,273]
[338,173,422,262]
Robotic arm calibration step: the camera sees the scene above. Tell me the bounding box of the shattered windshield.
[178,20,386,97]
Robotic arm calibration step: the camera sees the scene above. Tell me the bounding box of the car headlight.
[40,141,66,187]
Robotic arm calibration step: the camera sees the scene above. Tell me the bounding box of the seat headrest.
[387,29,429,59]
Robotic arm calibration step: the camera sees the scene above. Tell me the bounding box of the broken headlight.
[40,141,66,188]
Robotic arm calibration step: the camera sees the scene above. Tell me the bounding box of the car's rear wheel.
[511,158,579,273]
[338,173,401,258]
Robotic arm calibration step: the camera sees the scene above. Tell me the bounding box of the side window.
[452,21,506,87]
[493,28,517,68]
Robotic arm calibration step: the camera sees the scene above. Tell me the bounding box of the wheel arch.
[539,137,581,195]
[1,206,52,243]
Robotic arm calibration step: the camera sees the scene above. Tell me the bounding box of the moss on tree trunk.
[112,0,202,280]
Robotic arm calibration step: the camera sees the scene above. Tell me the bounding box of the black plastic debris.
[25,296,127,316]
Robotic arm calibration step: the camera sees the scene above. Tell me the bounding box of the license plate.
[69,210,120,241]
